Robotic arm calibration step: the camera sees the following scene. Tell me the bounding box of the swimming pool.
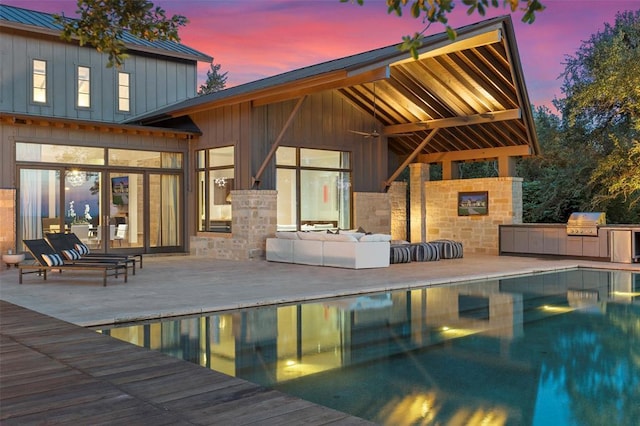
[97,268,639,425]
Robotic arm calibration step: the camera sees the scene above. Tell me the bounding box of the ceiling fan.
[348,84,414,139]
[349,84,382,138]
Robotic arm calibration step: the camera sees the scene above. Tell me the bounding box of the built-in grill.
[566,212,606,236]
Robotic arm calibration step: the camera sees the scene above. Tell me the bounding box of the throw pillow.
[61,249,81,260]
[275,231,299,240]
[42,253,64,266]
[360,234,392,242]
[74,243,90,255]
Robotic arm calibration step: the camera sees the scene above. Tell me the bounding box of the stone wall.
[0,189,16,255]
[353,192,391,235]
[388,182,407,241]
[409,163,429,243]
[190,190,277,260]
[425,177,523,254]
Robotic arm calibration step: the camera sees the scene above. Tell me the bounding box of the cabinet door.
[582,238,600,257]
[566,237,583,256]
[543,229,560,255]
[500,227,515,253]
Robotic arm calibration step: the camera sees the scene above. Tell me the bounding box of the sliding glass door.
[19,168,61,246]
[17,143,184,253]
[106,172,144,251]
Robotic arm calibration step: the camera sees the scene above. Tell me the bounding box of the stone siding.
[353,192,391,234]
[0,189,16,255]
[190,190,277,260]
[388,182,407,241]
[425,177,523,254]
[409,163,429,243]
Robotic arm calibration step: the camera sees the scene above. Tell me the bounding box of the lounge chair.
[45,232,135,275]
[19,239,127,286]
[45,232,142,272]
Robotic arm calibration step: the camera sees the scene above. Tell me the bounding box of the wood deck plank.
[0,300,373,425]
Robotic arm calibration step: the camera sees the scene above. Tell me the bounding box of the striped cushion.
[62,249,81,260]
[42,253,64,266]
[74,243,90,255]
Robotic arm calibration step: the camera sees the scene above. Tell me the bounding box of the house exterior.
[0,4,211,255]
[1,4,539,260]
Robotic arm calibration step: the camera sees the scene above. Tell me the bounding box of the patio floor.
[1,254,636,327]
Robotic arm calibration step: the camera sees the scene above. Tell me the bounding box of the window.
[276,147,351,231]
[77,66,91,108]
[196,146,234,233]
[32,59,47,103]
[118,72,130,112]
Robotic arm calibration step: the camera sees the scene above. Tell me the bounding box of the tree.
[556,10,640,218]
[55,0,188,68]
[519,11,640,224]
[198,61,228,95]
[343,0,545,58]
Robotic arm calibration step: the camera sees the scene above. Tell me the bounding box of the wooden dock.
[0,301,373,425]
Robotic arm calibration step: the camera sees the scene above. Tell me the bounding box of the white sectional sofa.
[266,231,391,269]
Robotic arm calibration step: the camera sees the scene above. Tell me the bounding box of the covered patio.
[131,15,539,259]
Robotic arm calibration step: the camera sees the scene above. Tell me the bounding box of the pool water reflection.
[96,269,640,425]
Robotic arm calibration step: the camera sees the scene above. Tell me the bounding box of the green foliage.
[198,61,228,95]
[520,11,640,224]
[343,0,545,58]
[556,10,640,219]
[54,0,188,68]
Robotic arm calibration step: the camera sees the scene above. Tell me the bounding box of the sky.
[4,0,639,112]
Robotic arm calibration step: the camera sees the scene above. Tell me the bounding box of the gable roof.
[130,15,538,160]
[0,4,212,63]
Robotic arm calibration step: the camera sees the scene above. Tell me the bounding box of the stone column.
[0,189,16,255]
[231,190,277,258]
[388,181,407,241]
[353,192,390,234]
[409,163,429,243]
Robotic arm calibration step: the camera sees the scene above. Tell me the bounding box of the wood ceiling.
[337,26,537,159]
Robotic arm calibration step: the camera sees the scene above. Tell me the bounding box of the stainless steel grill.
[566,212,606,236]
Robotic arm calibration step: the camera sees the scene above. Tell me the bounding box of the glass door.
[18,168,61,250]
[149,173,181,249]
[64,169,101,248]
[106,172,144,251]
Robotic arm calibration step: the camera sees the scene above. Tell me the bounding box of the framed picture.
[458,191,488,216]
[111,176,129,205]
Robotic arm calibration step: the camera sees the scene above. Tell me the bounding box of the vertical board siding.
[3,33,199,122]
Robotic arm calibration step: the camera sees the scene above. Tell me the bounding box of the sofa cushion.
[341,232,365,240]
[360,234,392,242]
[323,233,358,242]
[275,231,299,240]
[297,231,325,241]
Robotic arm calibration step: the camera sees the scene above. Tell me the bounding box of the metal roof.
[130,15,538,160]
[0,4,212,63]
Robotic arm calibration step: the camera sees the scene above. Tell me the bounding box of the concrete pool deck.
[1,253,638,327]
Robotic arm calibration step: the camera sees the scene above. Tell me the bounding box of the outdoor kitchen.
[499,213,640,263]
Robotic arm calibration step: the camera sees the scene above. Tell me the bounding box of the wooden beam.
[383,108,521,135]
[417,144,532,163]
[252,96,307,188]
[393,28,503,66]
[383,129,439,190]
[252,66,389,107]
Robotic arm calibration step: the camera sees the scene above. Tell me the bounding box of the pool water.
[97,269,640,425]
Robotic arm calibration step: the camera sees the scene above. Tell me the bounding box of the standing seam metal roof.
[0,4,212,62]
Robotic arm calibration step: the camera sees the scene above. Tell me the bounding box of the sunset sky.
[4,0,639,112]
